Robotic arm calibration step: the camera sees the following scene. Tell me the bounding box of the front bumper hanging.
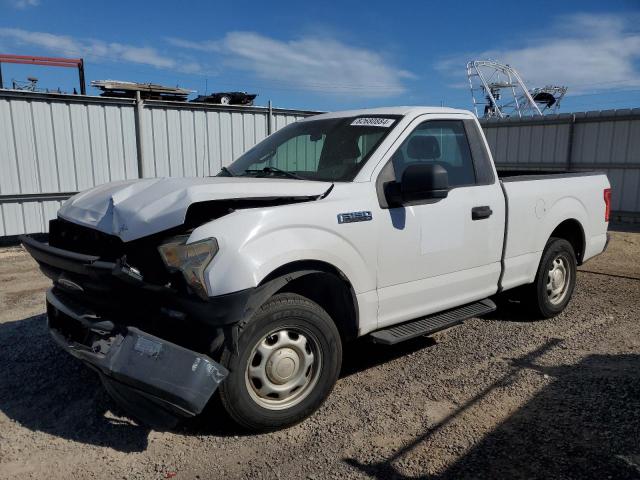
[46,288,228,425]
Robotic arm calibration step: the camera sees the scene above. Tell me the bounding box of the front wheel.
[218,293,342,431]
[526,237,577,318]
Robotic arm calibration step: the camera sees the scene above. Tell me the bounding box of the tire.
[526,237,577,318]
[218,293,342,431]
[219,95,231,105]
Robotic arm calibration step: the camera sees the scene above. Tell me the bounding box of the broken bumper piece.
[46,289,228,427]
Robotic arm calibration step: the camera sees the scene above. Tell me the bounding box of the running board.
[369,299,496,345]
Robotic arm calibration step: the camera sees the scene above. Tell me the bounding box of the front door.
[375,116,504,327]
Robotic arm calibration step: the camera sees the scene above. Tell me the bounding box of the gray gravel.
[0,232,639,479]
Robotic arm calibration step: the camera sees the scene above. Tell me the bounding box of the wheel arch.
[255,260,359,342]
[548,218,586,264]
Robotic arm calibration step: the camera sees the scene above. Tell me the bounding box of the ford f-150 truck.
[21,107,611,431]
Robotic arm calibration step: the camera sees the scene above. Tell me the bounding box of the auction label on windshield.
[351,117,395,127]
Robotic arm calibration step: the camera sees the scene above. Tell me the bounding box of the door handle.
[471,206,493,220]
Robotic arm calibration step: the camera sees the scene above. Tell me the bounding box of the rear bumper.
[47,288,228,425]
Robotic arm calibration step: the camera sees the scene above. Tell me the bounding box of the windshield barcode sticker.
[351,117,395,127]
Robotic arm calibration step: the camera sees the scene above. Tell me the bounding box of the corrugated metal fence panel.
[140,105,304,178]
[0,93,139,236]
[4,91,639,236]
[273,113,307,131]
[571,111,640,214]
[482,115,573,166]
[481,109,640,222]
[0,92,317,237]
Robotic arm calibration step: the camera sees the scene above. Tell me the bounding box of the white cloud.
[436,13,640,94]
[166,37,221,53]
[170,31,413,97]
[0,27,201,72]
[11,0,39,9]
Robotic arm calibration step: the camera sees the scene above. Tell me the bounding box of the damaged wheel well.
[260,261,359,342]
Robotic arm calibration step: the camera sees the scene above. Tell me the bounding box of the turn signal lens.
[603,188,611,222]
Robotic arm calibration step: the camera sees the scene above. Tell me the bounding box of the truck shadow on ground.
[341,336,437,377]
[482,292,544,322]
[343,340,640,479]
[0,312,441,445]
[0,314,151,453]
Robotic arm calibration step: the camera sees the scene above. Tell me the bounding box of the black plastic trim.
[22,233,101,263]
[21,234,255,329]
[497,180,509,293]
[369,298,496,345]
[463,119,496,185]
[499,171,605,182]
[471,205,493,220]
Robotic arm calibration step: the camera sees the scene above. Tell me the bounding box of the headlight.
[158,235,219,299]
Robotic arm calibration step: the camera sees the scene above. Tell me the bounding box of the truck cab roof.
[303,106,473,121]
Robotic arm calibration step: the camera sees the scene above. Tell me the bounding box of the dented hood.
[58,177,332,241]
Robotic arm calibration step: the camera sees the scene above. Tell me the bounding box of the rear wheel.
[526,237,577,318]
[218,293,342,431]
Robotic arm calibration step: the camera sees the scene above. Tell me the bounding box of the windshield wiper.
[218,166,234,177]
[245,166,307,180]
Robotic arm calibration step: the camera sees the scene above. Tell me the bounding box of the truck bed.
[498,170,609,292]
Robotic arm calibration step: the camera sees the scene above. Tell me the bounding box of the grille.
[48,218,170,285]
[49,218,124,259]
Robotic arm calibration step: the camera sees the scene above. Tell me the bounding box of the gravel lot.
[0,232,639,479]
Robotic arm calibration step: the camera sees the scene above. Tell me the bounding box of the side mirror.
[400,163,449,202]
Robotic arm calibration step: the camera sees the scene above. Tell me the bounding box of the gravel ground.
[0,232,639,479]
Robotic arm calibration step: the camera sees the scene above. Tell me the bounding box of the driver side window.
[392,120,476,187]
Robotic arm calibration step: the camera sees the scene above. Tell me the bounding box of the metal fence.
[1,91,639,238]
[0,90,314,237]
[481,109,640,224]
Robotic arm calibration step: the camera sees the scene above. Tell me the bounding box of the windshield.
[222,115,401,182]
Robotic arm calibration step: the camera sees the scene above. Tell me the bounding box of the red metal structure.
[0,54,86,95]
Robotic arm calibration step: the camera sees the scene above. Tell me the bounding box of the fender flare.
[223,267,359,353]
[242,269,324,326]
[212,270,319,355]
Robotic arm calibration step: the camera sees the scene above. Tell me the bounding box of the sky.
[1,0,639,113]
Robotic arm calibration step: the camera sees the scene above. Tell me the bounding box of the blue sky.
[1,0,639,113]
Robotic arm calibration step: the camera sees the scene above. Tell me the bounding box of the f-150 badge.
[337,211,373,224]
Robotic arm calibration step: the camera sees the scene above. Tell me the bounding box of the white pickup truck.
[22,107,610,431]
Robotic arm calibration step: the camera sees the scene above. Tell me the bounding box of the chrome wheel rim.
[547,254,571,305]
[245,328,321,410]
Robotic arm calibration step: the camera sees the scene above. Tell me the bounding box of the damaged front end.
[20,219,245,427]
[22,186,332,426]
[47,288,228,427]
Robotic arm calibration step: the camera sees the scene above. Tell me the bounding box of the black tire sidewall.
[534,238,577,318]
[219,293,342,431]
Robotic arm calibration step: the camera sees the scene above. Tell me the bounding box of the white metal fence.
[0,91,314,237]
[1,91,639,238]
[481,109,640,224]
